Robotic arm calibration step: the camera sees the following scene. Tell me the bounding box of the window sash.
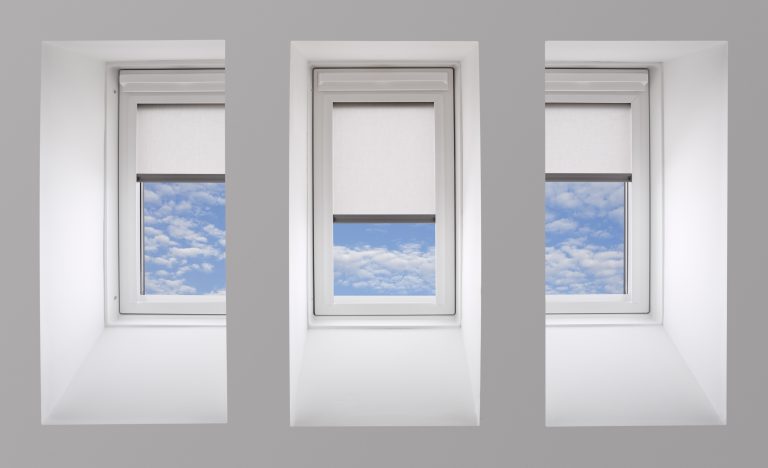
[118,70,226,315]
[312,68,456,316]
[545,69,650,315]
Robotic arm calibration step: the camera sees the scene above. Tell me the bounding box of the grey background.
[1,0,764,466]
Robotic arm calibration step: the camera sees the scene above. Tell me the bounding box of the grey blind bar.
[545,173,632,182]
[137,174,225,183]
[333,214,436,223]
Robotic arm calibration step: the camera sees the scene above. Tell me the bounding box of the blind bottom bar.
[545,173,632,182]
[333,214,436,223]
[137,174,225,182]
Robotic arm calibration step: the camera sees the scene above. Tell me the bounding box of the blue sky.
[142,182,226,295]
[139,181,621,296]
[545,182,625,294]
[333,223,435,296]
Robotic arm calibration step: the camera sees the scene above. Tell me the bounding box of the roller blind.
[332,102,436,215]
[545,103,631,174]
[136,104,225,175]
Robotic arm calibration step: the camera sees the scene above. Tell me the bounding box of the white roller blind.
[545,103,631,174]
[332,102,436,215]
[136,104,225,174]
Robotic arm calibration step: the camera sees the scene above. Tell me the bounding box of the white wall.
[457,49,482,421]
[662,44,728,422]
[547,326,721,426]
[39,44,107,421]
[287,45,310,424]
[294,328,476,426]
[39,41,228,424]
[46,327,227,424]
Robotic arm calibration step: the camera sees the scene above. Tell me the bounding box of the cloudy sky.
[545,181,625,295]
[140,181,621,297]
[142,182,226,295]
[333,223,435,296]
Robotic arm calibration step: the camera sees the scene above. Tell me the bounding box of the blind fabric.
[545,103,632,174]
[332,102,436,215]
[136,104,225,175]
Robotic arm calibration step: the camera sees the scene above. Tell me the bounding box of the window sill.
[43,326,227,425]
[293,327,477,426]
[547,325,722,426]
[546,312,660,327]
[108,313,226,327]
[309,312,460,329]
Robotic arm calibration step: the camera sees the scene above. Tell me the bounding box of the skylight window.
[313,68,456,316]
[118,70,226,315]
[545,69,649,314]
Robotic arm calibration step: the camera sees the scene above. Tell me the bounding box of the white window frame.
[312,68,456,316]
[117,69,226,316]
[545,68,651,315]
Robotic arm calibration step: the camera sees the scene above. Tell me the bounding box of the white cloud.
[189,190,225,206]
[144,233,177,252]
[333,243,435,294]
[144,277,197,295]
[203,223,225,248]
[545,218,578,233]
[169,245,220,258]
[546,182,624,219]
[577,226,611,238]
[145,255,178,268]
[609,206,625,223]
[145,226,162,236]
[203,223,224,237]
[176,262,216,275]
[174,200,192,213]
[545,238,624,294]
[143,189,161,204]
[164,216,208,243]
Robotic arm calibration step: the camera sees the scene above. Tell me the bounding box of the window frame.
[117,69,226,316]
[312,68,457,316]
[545,68,651,315]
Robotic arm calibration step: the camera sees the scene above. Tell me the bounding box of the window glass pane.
[545,182,625,294]
[142,182,226,295]
[332,102,436,215]
[333,223,435,296]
